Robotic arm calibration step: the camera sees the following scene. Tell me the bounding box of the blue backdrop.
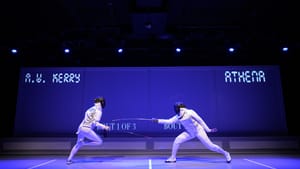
[14,65,287,137]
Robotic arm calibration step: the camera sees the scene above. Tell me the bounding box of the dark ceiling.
[0,0,296,66]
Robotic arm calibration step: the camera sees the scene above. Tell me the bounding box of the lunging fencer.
[152,102,231,163]
[66,97,110,165]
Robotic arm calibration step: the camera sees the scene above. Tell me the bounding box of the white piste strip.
[27,159,56,169]
[244,159,277,169]
[148,159,152,169]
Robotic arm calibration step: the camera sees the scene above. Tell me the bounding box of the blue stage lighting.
[282,47,288,52]
[228,47,235,52]
[64,48,70,53]
[175,48,181,53]
[11,48,18,54]
[118,48,123,53]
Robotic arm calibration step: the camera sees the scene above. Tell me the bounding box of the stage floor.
[1,153,300,169]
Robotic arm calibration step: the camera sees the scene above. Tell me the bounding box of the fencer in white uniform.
[67,97,110,164]
[153,102,231,163]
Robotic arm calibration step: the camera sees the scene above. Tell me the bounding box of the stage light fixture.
[228,47,235,52]
[11,48,18,54]
[282,47,288,52]
[117,48,123,53]
[64,48,70,54]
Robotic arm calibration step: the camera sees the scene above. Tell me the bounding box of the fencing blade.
[111,118,155,122]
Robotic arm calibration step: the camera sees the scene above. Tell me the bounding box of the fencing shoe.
[165,156,176,163]
[225,151,231,163]
[66,159,73,165]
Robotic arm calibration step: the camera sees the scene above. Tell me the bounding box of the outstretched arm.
[152,115,178,124]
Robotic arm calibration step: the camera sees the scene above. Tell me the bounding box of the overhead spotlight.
[175,48,181,53]
[117,48,123,53]
[11,48,18,54]
[281,47,288,52]
[64,48,70,54]
[228,47,235,53]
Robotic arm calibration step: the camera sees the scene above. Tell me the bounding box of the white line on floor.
[148,159,152,169]
[244,159,277,169]
[27,159,56,169]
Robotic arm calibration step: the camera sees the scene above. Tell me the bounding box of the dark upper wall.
[0,0,295,66]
